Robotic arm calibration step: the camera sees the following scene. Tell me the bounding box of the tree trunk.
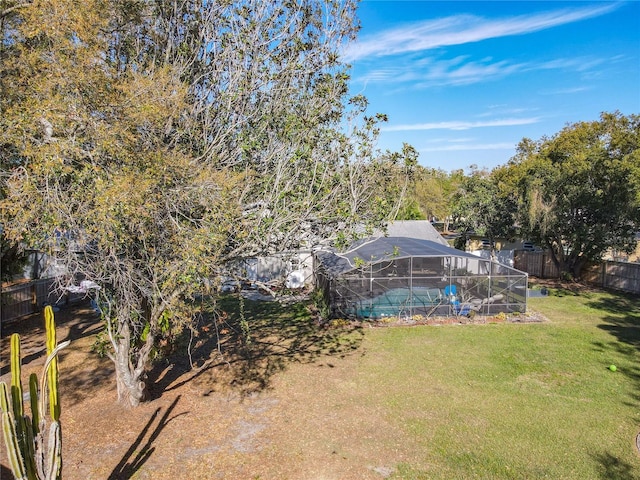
[114,355,147,407]
[113,320,152,407]
[546,238,568,278]
[572,256,588,280]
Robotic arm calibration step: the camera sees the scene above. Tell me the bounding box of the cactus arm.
[29,374,46,479]
[46,421,62,480]
[23,416,38,480]
[44,306,60,422]
[9,333,37,479]
[2,411,27,480]
[10,333,24,418]
[1,383,29,479]
[29,374,40,437]
[38,341,70,423]
[0,382,9,413]
[34,428,46,480]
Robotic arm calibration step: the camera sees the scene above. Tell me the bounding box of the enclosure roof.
[316,236,484,276]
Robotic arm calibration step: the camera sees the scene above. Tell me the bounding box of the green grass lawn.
[217,286,640,479]
[359,286,640,479]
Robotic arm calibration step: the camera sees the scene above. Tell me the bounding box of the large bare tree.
[1,0,411,406]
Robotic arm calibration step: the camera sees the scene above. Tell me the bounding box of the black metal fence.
[1,278,85,323]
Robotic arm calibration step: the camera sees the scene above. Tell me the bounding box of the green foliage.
[90,330,111,358]
[396,197,426,220]
[0,0,410,406]
[499,111,640,277]
[0,306,69,480]
[310,288,330,321]
[451,170,517,250]
[239,296,251,346]
[405,167,464,230]
[328,318,351,328]
[1,235,28,282]
[353,256,366,268]
[560,271,574,282]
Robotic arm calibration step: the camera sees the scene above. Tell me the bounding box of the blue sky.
[344,1,640,172]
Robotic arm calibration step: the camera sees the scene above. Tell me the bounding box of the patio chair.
[444,285,457,302]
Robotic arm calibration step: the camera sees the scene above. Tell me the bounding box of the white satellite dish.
[285,270,305,289]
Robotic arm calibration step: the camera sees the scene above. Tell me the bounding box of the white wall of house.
[229,251,315,287]
[470,249,515,267]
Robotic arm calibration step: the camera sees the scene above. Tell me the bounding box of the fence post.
[31,282,37,310]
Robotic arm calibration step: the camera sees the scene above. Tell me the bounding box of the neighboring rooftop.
[378,220,449,246]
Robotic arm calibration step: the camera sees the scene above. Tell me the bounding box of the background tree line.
[398,112,640,279]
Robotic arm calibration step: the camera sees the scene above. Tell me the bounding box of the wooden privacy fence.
[581,261,640,294]
[1,278,84,323]
[513,251,559,279]
[514,251,640,294]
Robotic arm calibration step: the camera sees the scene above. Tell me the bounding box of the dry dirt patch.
[1,302,413,479]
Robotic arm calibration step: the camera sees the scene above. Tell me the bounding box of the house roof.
[377,220,449,246]
[316,236,481,276]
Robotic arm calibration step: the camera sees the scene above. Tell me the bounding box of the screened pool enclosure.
[315,237,528,320]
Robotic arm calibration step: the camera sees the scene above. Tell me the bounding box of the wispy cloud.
[415,57,524,87]
[344,3,621,62]
[535,57,607,72]
[541,86,592,95]
[478,107,538,118]
[382,117,541,132]
[420,142,516,152]
[357,54,609,89]
[357,56,523,89]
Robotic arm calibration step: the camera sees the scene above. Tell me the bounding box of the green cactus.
[0,305,70,480]
[1,382,27,480]
[44,307,60,422]
[10,333,23,418]
[29,375,39,437]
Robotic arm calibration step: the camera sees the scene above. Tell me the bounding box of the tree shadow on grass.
[588,291,640,351]
[588,292,640,480]
[107,395,185,480]
[592,451,638,480]
[59,301,104,345]
[146,295,365,400]
[588,290,640,411]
